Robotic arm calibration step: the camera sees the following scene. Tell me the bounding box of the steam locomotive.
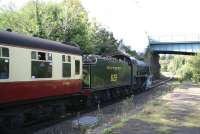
[0,31,151,131]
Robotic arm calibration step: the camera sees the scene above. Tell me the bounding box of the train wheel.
[52,103,66,116]
[86,96,95,108]
[1,112,25,133]
[106,90,112,101]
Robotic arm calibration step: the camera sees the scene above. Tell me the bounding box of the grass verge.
[102,81,179,134]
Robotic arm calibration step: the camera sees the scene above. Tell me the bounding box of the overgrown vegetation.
[102,81,178,134]
[160,53,200,82]
[0,0,140,57]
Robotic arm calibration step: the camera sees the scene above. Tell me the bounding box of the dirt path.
[108,82,200,134]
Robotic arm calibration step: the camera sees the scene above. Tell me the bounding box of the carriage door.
[73,56,82,79]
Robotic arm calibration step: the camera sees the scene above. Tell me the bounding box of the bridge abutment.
[145,51,160,79]
[150,53,160,79]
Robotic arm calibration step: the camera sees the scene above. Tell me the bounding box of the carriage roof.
[0,31,82,55]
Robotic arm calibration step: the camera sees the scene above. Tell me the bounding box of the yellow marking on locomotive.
[111,74,118,82]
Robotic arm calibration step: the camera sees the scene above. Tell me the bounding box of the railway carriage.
[0,31,82,129]
[0,31,82,105]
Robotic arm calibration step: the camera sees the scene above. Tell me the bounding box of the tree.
[167,56,186,74]
[0,0,140,56]
[188,53,200,82]
[118,39,141,59]
[92,27,119,55]
[0,0,94,53]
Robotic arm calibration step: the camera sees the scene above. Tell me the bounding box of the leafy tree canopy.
[0,0,140,57]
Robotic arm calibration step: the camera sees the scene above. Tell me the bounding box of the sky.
[1,0,200,52]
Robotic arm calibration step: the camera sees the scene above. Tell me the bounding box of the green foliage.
[118,39,142,59]
[92,27,119,55]
[103,128,114,134]
[161,64,168,72]
[160,55,166,60]
[160,55,169,72]
[167,56,186,74]
[159,54,200,82]
[188,52,200,82]
[176,63,193,80]
[0,0,136,55]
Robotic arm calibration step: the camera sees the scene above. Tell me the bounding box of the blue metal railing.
[149,34,200,43]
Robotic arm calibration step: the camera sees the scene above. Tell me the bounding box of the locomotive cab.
[112,53,151,91]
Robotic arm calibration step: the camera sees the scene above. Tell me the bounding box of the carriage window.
[62,55,71,77]
[75,60,80,75]
[32,61,52,78]
[31,51,37,59]
[31,51,52,78]
[63,63,71,77]
[2,48,9,57]
[68,56,71,62]
[62,55,65,62]
[0,47,9,79]
[38,52,46,60]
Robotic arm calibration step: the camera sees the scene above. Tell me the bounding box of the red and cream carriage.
[0,31,82,105]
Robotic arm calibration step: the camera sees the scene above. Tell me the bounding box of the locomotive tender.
[0,31,150,130]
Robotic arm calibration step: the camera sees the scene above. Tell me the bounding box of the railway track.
[2,77,173,134]
[148,77,173,89]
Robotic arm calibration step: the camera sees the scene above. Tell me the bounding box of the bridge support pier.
[150,53,160,79]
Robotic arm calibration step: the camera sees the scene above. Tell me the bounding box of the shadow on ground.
[114,119,200,134]
[108,82,200,134]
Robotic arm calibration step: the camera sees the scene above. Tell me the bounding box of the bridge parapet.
[149,35,200,55]
[149,34,200,43]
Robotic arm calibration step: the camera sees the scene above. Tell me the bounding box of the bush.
[160,55,199,81]
[187,52,200,82]
[167,56,186,74]
[176,63,193,80]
